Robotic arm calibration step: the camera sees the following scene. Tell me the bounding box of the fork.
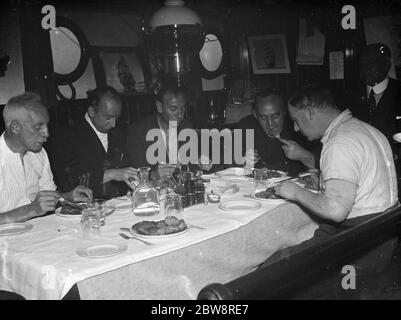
[118,232,153,245]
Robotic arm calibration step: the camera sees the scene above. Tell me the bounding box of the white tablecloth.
[0,179,319,300]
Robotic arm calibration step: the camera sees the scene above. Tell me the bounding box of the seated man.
[237,90,320,176]
[0,92,92,225]
[125,83,194,180]
[269,85,398,268]
[52,86,138,198]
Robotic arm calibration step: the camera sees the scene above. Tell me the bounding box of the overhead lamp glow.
[149,0,202,28]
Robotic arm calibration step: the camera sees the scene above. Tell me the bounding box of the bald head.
[359,43,392,86]
[253,92,286,138]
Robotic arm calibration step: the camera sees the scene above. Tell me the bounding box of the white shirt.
[0,133,57,213]
[320,109,398,219]
[366,76,389,105]
[85,113,108,152]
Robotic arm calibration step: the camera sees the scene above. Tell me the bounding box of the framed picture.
[248,34,291,74]
[92,46,151,94]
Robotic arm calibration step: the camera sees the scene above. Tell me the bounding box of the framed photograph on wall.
[92,46,151,94]
[248,34,291,74]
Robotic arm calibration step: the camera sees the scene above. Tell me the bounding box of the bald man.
[0,92,92,225]
[237,90,320,176]
[52,86,139,198]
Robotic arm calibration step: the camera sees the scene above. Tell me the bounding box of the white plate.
[130,227,190,239]
[0,223,33,236]
[219,199,262,212]
[250,193,288,204]
[220,176,252,184]
[76,242,127,258]
[113,202,132,211]
[55,205,115,218]
[217,167,252,178]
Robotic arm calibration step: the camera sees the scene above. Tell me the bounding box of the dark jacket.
[51,118,127,198]
[237,115,321,176]
[350,77,401,142]
[125,114,194,170]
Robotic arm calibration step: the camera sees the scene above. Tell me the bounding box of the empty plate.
[76,242,128,258]
[0,223,33,236]
[219,200,262,212]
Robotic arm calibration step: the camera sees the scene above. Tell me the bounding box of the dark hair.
[252,88,285,111]
[86,86,121,110]
[288,84,335,110]
[360,43,391,62]
[156,80,187,102]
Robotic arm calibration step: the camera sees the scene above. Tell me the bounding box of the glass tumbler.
[81,208,101,239]
[165,193,183,220]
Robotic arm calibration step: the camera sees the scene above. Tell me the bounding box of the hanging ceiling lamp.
[149,0,202,28]
[148,0,204,87]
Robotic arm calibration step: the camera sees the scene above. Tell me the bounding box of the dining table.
[0,168,319,300]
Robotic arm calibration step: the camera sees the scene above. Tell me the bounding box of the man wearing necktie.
[351,43,401,142]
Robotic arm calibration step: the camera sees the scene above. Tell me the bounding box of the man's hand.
[274,180,303,201]
[61,186,93,203]
[279,138,315,169]
[30,191,59,216]
[156,163,176,179]
[244,148,260,168]
[104,167,139,187]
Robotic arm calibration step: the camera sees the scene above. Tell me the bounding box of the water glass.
[81,208,101,239]
[87,198,107,226]
[254,168,269,192]
[165,193,183,219]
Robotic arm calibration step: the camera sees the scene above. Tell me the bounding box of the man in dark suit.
[237,90,320,176]
[52,86,138,198]
[351,43,401,143]
[125,84,194,180]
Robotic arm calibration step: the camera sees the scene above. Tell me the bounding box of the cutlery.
[58,197,84,209]
[187,223,206,231]
[118,232,153,245]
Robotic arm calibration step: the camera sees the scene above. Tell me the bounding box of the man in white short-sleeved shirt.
[275,85,398,223]
[0,92,93,225]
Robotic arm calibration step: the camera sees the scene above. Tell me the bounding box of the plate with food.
[0,222,33,236]
[130,216,189,239]
[294,173,319,192]
[250,187,288,204]
[219,199,262,213]
[76,242,127,258]
[55,203,115,218]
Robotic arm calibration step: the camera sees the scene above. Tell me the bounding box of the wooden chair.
[198,205,401,300]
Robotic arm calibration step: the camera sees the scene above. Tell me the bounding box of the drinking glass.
[165,193,183,220]
[199,155,213,174]
[253,168,269,193]
[81,208,101,239]
[87,198,107,226]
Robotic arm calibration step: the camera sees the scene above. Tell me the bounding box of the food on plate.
[131,216,187,236]
[254,187,282,199]
[60,202,88,215]
[246,169,284,179]
[296,174,319,191]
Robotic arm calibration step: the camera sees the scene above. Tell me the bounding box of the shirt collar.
[367,76,389,95]
[321,109,353,144]
[85,113,107,138]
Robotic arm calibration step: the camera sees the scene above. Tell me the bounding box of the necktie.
[367,89,376,116]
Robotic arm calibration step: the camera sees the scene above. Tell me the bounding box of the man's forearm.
[0,204,36,225]
[294,188,349,222]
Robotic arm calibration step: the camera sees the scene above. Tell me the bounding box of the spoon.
[118,232,153,245]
